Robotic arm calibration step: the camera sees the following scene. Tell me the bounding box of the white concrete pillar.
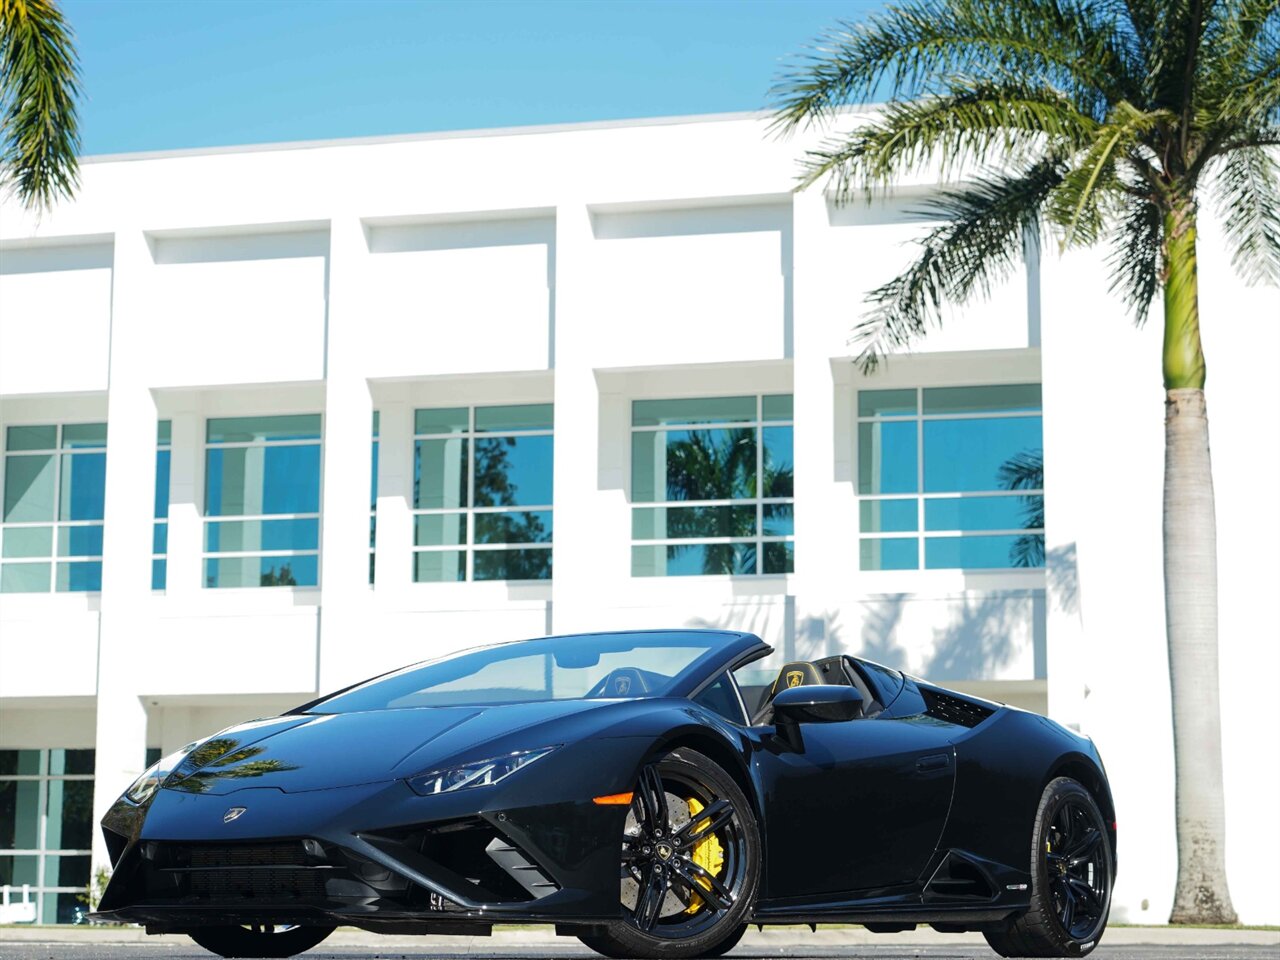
[164,409,202,596]
[372,402,413,594]
[1038,242,1175,922]
[789,191,861,662]
[316,217,374,692]
[91,227,157,871]
[548,203,628,633]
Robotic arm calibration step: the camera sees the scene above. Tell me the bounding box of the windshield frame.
[292,629,768,714]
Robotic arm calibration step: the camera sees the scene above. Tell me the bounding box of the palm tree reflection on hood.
[662,429,792,575]
[167,738,300,795]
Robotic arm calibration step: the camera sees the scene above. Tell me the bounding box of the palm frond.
[1047,101,1172,245]
[769,0,1138,134]
[796,82,1096,198]
[0,0,82,212]
[1106,188,1164,322]
[1212,144,1280,285]
[1138,0,1212,113]
[1197,0,1280,125]
[853,159,1062,369]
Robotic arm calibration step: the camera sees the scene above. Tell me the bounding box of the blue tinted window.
[411,404,555,582]
[858,421,917,494]
[631,395,795,577]
[632,428,757,502]
[205,445,321,516]
[925,495,1042,531]
[154,450,171,519]
[206,415,320,443]
[473,548,552,580]
[203,414,322,589]
[923,418,1043,492]
[57,525,103,557]
[2,424,109,594]
[632,543,756,577]
[632,396,755,427]
[205,554,318,588]
[857,386,1045,571]
[473,435,554,507]
[925,535,1038,569]
[762,427,793,498]
[59,454,106,521]
[56,561,102,592]
[859,538,918,571]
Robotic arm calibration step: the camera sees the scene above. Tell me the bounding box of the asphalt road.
[0,945,1274,960]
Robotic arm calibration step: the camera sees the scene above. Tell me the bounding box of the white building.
[0,112,1276,927]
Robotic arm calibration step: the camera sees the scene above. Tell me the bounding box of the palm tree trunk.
[1162,204,1237,925]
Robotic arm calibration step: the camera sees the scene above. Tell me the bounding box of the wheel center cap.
[655,842,672,861]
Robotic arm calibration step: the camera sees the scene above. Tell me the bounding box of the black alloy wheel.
[188,923,336,958]
[984,777,1112,958]
[579,748,760,959]
[1045,795,1110,940]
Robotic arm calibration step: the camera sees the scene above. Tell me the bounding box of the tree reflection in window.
[998,449,1045,568]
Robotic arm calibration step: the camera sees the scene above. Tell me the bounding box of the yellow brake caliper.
[684,797,725,914]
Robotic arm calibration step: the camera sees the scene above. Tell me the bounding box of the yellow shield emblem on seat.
[786,670,804,688]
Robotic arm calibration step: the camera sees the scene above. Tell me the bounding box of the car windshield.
[305,632,729,712]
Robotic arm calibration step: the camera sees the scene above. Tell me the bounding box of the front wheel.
[578,748,760,959]
[984,777,1112,957]
[188,924,335,958]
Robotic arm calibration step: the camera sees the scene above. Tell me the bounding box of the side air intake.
[920,688,995,728]
[923,852,996,901]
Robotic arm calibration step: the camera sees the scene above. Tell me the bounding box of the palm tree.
[771,0,1278,925]
[0,0,82,211]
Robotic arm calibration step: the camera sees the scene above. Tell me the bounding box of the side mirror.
[773,684,862,725]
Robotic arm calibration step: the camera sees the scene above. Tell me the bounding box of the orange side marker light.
[593,792,634,805]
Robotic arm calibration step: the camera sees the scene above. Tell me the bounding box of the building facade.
[0,112,1276,926]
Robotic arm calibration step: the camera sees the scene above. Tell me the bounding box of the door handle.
[916,753,951,772]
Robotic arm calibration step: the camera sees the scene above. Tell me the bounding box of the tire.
[692,922,748,957]
[984,777,1112,958]
[578,748,760,960]
[188,924,336,958]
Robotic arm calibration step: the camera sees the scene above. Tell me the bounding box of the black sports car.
[93,629,1115,959]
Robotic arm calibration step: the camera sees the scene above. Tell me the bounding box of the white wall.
[140,228,328,387]
[0,241,113,396]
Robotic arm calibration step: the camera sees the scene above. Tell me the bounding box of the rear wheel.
[984,777,1112,957]
[578,748,759,960]
[188,924,335,958]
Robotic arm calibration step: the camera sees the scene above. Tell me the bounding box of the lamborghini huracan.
[93,629,1115,959]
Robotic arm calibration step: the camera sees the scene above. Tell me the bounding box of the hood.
[160,699,611,796]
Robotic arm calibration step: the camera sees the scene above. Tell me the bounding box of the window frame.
[687,669,750,726]
[0,421,108,594]
[855,384,1044,572]
[201,413,323,589]
[152,421,171,591]
[0,748,95,924]
[411,404,554,583]
[370,411,379,585]
[628,393,794,578]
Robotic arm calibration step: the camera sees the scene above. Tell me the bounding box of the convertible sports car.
[93,629,1115,959]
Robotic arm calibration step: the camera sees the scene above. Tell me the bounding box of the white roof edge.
[79,109,787,165]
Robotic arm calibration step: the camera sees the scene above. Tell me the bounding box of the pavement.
[0,926,1276,960]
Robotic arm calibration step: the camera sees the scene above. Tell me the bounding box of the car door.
[753,696,956,900]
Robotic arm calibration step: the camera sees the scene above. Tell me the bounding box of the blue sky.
[65,0,884,156]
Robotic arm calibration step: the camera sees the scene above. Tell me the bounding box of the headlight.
[407,746,557,797]
[124,743,196,804]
